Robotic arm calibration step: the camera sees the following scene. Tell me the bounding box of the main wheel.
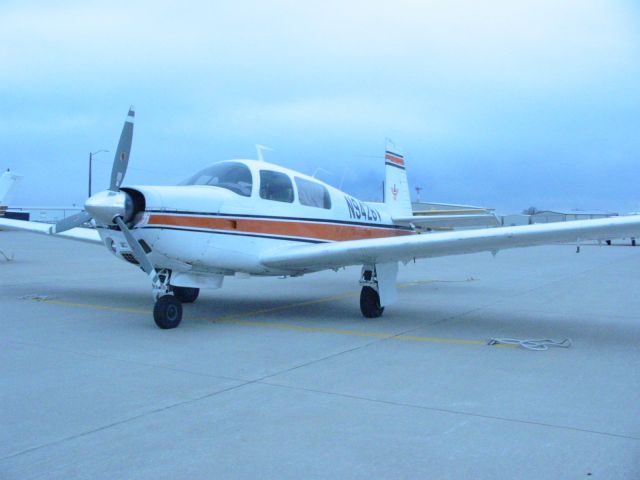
[172,286,200,303]
[154,295,183,329]
[360,286,384,318]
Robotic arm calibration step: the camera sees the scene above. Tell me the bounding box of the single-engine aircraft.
[2,108,640,329]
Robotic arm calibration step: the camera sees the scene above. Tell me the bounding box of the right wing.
[260,215,640,273]
[0,218,102,245]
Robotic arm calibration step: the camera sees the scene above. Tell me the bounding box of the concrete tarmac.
[1,231,639,479]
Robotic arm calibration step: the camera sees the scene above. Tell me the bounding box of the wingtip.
[127,106,135,118]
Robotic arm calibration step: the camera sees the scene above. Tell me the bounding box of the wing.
[392,213,500,229]
[260,215,640,272]
[0,217,102,245]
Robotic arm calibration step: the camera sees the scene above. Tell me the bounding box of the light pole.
[89,149,109,197]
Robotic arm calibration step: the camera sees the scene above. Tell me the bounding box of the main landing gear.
[172,286,200,303]
[151,270,200,329]
[359,267,384,318]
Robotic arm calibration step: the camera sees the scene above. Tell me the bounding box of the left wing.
[0,218,102,244]
[261,215,640,272]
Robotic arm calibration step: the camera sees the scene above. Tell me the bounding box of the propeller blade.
[109,107,135,191]
[114,216,159,284]
[51,210,92,234]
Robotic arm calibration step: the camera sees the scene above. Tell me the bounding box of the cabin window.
[180,162,252,197]
[295,177,331,209]
[259,170,294,203]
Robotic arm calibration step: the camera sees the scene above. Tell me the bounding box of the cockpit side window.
[259,170,294,203]
[295,176,332,209]
[180,162,252,197]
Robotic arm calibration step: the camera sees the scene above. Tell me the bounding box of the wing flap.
[260,215,640,272]
[0,218,102,245]
[393,213,500,229]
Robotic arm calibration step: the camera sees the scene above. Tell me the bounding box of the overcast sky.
[2,0,639,213]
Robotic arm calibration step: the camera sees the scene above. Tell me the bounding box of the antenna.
[339,166,348,190]
[312,167,333,179]
[256,144,274,162]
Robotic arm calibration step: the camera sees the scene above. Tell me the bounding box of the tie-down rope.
[488,337,572,351]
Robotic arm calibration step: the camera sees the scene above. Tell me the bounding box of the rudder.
[383,140,412,217]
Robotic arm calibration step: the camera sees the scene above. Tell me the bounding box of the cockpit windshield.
[180,162,253,197]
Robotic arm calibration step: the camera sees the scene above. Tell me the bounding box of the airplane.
[0,169,22,217]
[1,108,639,329]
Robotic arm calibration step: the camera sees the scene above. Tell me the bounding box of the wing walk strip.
[27,280,514,349]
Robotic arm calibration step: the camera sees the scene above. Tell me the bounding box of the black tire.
[154,295,183,329]
[172,286,200,303]
[632,238,636,247]
[606,240,612,246]
[360,286,384,318]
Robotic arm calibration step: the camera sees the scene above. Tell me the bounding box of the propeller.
[51,107,135,234]
[50,210,92,234]
[110,108,134,191]
[51,107,162,292]
[114,216,159,285]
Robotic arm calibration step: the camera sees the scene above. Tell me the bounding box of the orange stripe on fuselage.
[147,214,413,242]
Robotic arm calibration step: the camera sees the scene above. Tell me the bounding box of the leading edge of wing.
[260,215,640,272]
[0,217,102,245]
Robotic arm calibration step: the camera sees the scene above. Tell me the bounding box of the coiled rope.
[487,337,572,351]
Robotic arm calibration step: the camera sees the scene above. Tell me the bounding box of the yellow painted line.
[198,318,511,347]
[26,278,513,348]
[207,291,361,320]
[40,299,149,315]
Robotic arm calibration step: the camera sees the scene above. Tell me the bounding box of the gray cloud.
[2,0,639,212]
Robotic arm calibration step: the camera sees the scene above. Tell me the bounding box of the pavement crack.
[1,380,254,461]
[256,382,640,442]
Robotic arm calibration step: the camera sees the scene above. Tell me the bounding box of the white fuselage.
[96,160,413,278]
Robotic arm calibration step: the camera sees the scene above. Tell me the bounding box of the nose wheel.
[153,295,183,329]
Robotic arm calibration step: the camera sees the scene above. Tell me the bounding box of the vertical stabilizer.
[0,169,21,207]
[383,140,412,217]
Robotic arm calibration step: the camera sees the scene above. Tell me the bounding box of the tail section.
[0,169,21,207]
[383,140,412,217]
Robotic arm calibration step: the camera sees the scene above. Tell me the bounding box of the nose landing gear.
[151,269,184,329]
[154,295,183,329]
